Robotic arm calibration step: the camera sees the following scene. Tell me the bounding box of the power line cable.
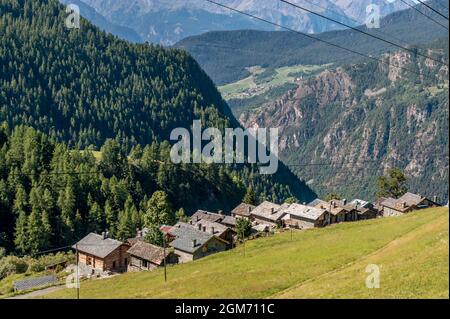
[398,0,449,30]
[416,0,450,20]
[297,0,425,50]
[279,0,448,64]
[203,0,443,79]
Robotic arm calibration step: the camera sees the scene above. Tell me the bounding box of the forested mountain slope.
[0,0,235,149]
[241,42,449,201]
[176,0,449,84]
[0,0,316,254]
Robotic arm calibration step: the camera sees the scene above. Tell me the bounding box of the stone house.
[380,192,440,217]
[191,210,224,223]
[280,203,330,229]
[73,232,129,273]
[250,201,284,227]
[168,223,228,263]
[231,203,256,220]
[127,241,177,271]
[189,219,236,248]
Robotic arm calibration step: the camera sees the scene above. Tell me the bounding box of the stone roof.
[312,199,357,215]
[350,199,371,208]
[250,201,284,222]
[220,215,237,227]
[73,233,123,259]
[191,210,224,223]
[168,222,218,253]
[252,224,270,233]
[381,192,429,212]
[280,203,327,221]
[191,219,230,237]
[308,198,328,207]
[127,241,168,265]
[231,203,256,217]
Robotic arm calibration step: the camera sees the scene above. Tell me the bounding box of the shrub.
[0,256,29,280]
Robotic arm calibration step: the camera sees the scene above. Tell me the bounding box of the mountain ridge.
[175,0,449,84]
[240,43,449,201]
[79,0,407,45]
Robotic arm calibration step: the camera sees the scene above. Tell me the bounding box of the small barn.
[127,241,178,271]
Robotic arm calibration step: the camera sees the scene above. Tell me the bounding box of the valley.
[178,0,450,201]
[0,0,448,303]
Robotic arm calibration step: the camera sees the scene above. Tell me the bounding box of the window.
[142,260,148,268]
[112,261,116,269]
[124,258,128,265]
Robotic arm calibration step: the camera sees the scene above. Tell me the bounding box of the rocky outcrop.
[240,50,449,200]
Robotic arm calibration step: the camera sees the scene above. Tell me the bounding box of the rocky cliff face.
[240,49,449,201]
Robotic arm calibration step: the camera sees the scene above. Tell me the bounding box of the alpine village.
[0,0,448,299]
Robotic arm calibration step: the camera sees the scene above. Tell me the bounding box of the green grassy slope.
[45,207,448,299]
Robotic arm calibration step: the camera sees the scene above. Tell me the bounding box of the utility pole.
[163,233,167,282]
[242,230,246,257]
[76,243,80,299]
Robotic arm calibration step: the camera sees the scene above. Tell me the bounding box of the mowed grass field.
[219,64,326,100]
[45,207,449,299]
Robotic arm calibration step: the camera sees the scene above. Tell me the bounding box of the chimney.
[105,231,109,238]
[196,216,199,222]
[102,232,106,239]
[248,206,252,213]
[136,228,140,236]
[302,202,306,205]
[343,199,347,206]
[211,227,215,234]
[402,201,407,208]
[271,207,275,214]
[433,196,438,203]
[197,224,202,231]
[191,239,197,248]
[218,210,224,215]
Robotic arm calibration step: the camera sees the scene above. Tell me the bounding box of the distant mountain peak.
[77,0,408,44]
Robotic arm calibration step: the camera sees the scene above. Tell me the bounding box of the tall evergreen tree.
[144,191,174,227]
[243,187,257,205]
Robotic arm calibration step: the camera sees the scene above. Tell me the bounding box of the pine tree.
[13,187,28,215]
[56,185,76,244]
[116,210,133,241]
[27,208,51,256]
[144,225,164,247]
[243,187,257,205]
[14,211,28,254]
[88,202,104,233]
[377,168,408,199]
[175,208,188,222]
[144,191,174,227]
